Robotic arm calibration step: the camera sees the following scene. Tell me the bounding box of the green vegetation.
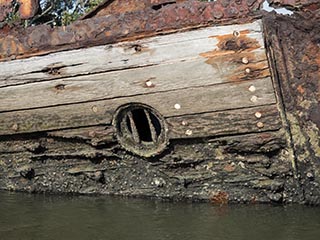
[3,0,105,27]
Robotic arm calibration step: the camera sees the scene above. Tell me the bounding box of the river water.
[0,191,319,240]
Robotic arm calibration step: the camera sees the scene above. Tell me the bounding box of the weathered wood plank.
[0,77,276,135]
[0,21,264,87]
[48,125,116,146]
[48,104,281,142]
[0,57,269,112]
[43,103,282,142]
[167,105,281,139]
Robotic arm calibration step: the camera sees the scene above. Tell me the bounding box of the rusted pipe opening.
[113,103,168,157]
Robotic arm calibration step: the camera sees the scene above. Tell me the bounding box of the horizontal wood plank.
[0,54,269,112]
[49,104,282,141]
[167,105,281,139]
[0,21,263,87]
[0,77,276,135]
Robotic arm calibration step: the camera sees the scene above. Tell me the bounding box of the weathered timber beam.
[0,77,276,135]
[47,103,282,142]
[0,21,265,86]
[0,58,270,111]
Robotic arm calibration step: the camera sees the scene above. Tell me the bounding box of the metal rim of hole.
[113,103,169,157]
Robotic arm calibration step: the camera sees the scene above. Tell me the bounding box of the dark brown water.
[0,191,319,240]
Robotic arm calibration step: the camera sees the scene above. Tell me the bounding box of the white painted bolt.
[145,80,153,87]
[174,104,181,110]
[248,85,256,92]
[257,122,264,128]
[245,68,251,74]
[181,120,188,126]
[11,123,18,131]
[242,57,249,64]
[185,129,193,136]
[255,112,262,119]
[250,96,258,103]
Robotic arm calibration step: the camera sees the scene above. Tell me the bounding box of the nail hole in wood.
[55,84,65,90]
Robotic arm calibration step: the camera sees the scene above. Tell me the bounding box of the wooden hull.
[0,12,319,204]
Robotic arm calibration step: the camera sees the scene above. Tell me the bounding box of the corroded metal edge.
[0,0,265,61]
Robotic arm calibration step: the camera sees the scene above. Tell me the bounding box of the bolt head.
[181,120,188,126]
[255,112,262,119]
[174,104,181,110]
[145,80,153,87]
[185,129,193,136]
[249,85,256,92]
[242,57,249,64]
[250,96,258,103]
[257,122,264,128]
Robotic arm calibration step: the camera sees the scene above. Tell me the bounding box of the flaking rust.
[0,0,39,21]
[0,0,265,61]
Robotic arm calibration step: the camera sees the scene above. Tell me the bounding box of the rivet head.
[248,85,256,92]
[242,57,249,64]
[174,104,181,110]
[185,129,193,136]
[11,123,19,131]
[245,68,251,74]
[250,96,258,103]
[257,122,264,128]
[181,120,188,126]
[255,112,262,119]
[91,106,98,113]
[145,80,154,88]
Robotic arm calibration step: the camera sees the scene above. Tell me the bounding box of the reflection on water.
[0,191,319,240]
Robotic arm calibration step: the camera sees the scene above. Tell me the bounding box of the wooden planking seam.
[0,77,276,135]
[0,104,281,143]
[0,57,271,112]
[0,43,266,86]
[0,75,273,114]
[167,104,281,139]
[0,21,264,85]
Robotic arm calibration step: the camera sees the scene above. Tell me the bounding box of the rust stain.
[223,164,236,172]
[18,0,39,20]
[213,30,260,52]
[210,191,229,205]
[200,31,268,83]
[297,85,305,94]
[0,0,13,22]
[230,61,271,81]
[0,0,266,62]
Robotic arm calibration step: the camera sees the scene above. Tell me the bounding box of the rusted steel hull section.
[264,11,320,205]
[0,0,265,61]
[0,0,39,21]
[267,0,320,10]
